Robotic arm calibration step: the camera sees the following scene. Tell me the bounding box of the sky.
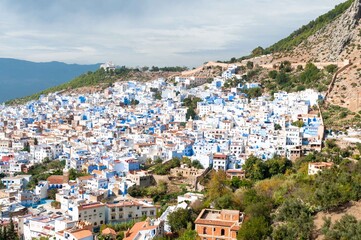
[0,0,345,67]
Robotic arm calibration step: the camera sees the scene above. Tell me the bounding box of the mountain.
[189,0,361,113]
[0,58,100,103]
[249,0,361,111]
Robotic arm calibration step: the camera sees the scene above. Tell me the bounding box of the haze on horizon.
[0,0,344,67]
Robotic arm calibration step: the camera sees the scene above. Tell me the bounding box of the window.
[111,216,115,220]
[221,229,225,236]
[111,208,115,212]
[203,227,207,234]
[94,209,96,212]
[94,222,97,226]
[100,221,104,224]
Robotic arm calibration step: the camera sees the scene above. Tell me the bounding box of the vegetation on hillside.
[6,67,132,105]
[322,214,361,239]
[221,0,353,63]
[182,96,202,120]
[262,61,334,94]
[267,0,354,52]
[140,139,361,240]
[21,159,65,189]
[321,103,361,130]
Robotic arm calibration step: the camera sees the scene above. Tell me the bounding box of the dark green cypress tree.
[0,226,3,240]
[3,225,7,240]
[7,217,18,240]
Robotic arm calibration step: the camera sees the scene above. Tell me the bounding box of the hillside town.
[0,63,328,240]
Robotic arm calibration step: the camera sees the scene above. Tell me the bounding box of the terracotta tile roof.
[78,202,104,211]
[78,175,93,181]
[70,229,93,239]
[213,153,227,159]
[47,175,63,185]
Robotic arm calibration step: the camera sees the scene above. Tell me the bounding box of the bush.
[325,64,338,74]
[51,201,61,209]
[167,208,192,233]
[238,216,271,240]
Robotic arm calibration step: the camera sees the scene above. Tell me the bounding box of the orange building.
[195,209,244,240]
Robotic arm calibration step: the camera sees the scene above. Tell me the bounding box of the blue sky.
[0,0,344,67]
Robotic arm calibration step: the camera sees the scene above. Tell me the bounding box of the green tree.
[206,170,232,204]
[191,160,204,169]
[299,62,321,84]
[274,123,282,130]
[237,216,271,240]
[265,156,292,177]
[273,199,314,240]
[325,64,338,74]
[68,168,89,180]
[252,46,265,57]
[276,71,290,85]
[322,214,361,240]
[246,61,254,70]
[268,70,278,79]
[48,188,58,200]
[128,185,145,197]
[116,231,124,240]
[177,222,198,240]
[279,61,292,72]
[3,226,7,240]
[242,156,267,180]
[291,120,304,128]
[241,189,273,220]
[153,91,162,100]
[167,208,192,233]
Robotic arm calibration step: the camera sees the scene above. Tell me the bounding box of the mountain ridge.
[0,58,100,103]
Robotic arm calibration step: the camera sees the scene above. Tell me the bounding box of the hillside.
[0,58,100,103]
[259,0,361,111]
[6,67,179,105]
[184,0,361,114]
[266,0,355,53]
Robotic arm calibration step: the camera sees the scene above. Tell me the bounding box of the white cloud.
[0,0,345,66]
